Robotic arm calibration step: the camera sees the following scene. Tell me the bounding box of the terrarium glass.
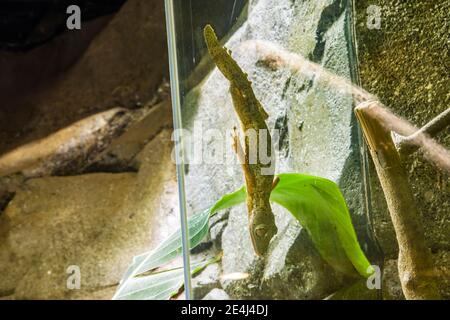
[165,0,381,300]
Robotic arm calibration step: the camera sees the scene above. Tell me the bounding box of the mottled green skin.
[204,24,277,256]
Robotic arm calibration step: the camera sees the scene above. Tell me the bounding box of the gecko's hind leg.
[232,126,245,165]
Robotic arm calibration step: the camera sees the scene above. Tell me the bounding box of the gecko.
[203,24,278,256]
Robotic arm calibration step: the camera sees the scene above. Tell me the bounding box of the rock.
[0,0,168,157]
[0,174,25,223]
[325,278,379,300]
[382,252,450,300]
[183,0,371,299]
[382,260,404,300]
[0,96,172,179]
[221,206,347,299]
[192,263,222,299]
[202,288,230,300]
[69,286,118,300]
[0,108,131,178]
[435,250,450,299]
[261,219,350,299]
[88,100,173,172]
[175,0,248,91]
[0,130,179,299]
[209,210,230,250]
[0,172,136,298]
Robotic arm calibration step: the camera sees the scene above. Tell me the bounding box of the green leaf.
[270,173,372,277]
[114,172,372,300]
[210,186,246,214]
[115,208,211,296]
[114,186,246,299]
[116,259,214,300]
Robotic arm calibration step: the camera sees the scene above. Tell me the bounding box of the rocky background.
[355,0,449,299]
[0,0,177,299]
[0,0,448,300]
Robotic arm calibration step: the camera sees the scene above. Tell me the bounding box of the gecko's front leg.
[231,122,277,256]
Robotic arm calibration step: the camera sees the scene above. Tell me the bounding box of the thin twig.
[238,40,450,172]
[397,108,450,156]
[240,39,377,104]
[364,103,450,172]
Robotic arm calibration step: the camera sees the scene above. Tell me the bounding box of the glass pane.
[167,0,380,300]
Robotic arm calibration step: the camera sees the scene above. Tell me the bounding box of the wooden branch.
[240,39,378,104]
[239,40,450,172]
[363,104,450,172]
[355,101,441,300]
[397,108,450,156]
[231,39,447,297]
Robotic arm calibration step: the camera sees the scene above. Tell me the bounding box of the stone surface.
[381,260,404,300]
[0,108,131,178]
[86,99,173,172]
[221,206,347,299]
[192,263,222,300]
[0,0,168,156]
[0,130,179,299]
[183,0,370,299]
[0,0,175,300]
[0,172,136,297]
[0,99,172,178]
[202,288,231,300]
[382,251,450,300]
[325,278,379,300]
[208,210,230,251]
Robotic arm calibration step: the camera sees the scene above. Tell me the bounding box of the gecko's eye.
[254,225,268,238]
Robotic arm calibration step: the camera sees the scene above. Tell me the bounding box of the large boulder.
[0,130,178,299]
[0,0,176,300]
[183,0,372,299]
[0,0,168,155]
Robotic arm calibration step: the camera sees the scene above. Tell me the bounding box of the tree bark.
[355,100,441,300]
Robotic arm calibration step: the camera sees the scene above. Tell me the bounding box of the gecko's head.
[249,210,278,256]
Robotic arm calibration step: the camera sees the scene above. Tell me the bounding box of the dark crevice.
[82,162,139,174]
[0,288,15,298]
[308,0,346,63]
[0,191,15,214]
[190,241,213,254]
[281,76,292,99]
[297,77,315,94]
[0,0,128,52]
[274,111,289,157]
